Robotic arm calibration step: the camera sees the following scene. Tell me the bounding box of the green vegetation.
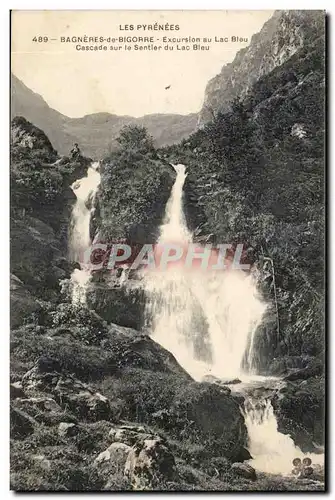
[10,20,325,490]
[161,34,325,367]
[11,116,90,233]
[98,125,175,243]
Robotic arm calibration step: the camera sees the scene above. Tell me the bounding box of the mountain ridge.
[198,10,325,124]
[11,73,198,158]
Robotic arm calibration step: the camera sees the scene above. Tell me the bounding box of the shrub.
[98,368,185,423]
[49,303,108,345]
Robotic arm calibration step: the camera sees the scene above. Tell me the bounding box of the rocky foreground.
[10,304,325,491]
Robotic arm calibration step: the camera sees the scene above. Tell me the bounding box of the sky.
[11,10,273,118]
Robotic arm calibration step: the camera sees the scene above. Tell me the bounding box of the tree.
[117,125,155,156]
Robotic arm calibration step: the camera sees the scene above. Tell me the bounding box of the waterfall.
[69,161,100,305]
[244,396,324,475]
[142,163,324,476]
[143,164,266,381]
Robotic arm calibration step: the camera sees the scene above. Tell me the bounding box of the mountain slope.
[199,10,325,124]
[11,74,197,158]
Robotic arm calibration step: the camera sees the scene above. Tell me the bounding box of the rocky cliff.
[10,116,90,319]
[199,10,325,124]
[158,11,325,456]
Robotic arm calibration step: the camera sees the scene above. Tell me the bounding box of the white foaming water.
[69,161,100,305]
[143,164,265,381]
[244,397,324,475]
[143,163,324,476]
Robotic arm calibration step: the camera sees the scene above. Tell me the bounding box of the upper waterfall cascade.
[143,163,265,381]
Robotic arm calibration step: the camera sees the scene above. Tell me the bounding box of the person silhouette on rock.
[70,143,81,159]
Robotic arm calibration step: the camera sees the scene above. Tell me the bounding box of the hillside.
[199,10,325,124]
[159,11,325,452]
[10,118,260,492]
[11,74,197,158]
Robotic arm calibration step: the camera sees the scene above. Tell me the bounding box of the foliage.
[116,125,155,155]
[98,125,174,242]
[11,328,117,381]
[99,368,183,423]
[159,35,325,366]
[11,116,89,231]
[49,303,109,345]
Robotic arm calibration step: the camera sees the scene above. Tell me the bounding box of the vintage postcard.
[10,10,325,492]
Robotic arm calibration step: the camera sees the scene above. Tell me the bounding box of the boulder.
[21,357,61,393]
[171,382,247,460]
[20,358,115,423]
[58,422,78,438]
[100,327,192,379]
[124,437,177,490]
[95,442,131,464]
[59,390,111,422]
[12,396,70,426]
[109,424,151,446]
[87,284,145,331]
[221,378,242,385]
[10,405,35,438]
[15,396,61,413]
[231,462,257,480]
[203,375,241,386]
[31,454,51,471]
[10,382,25,399]
[54,376,113,422]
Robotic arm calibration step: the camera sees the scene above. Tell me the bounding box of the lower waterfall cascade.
[243,395,324,475]
[142,163,324,476]
[68,161,101,305]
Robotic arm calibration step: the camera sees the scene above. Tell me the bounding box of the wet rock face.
[199,11,325,124]
[271,376,324,452]
[87,279,145,330]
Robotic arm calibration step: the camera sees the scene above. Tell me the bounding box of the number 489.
[32,36,49,42]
